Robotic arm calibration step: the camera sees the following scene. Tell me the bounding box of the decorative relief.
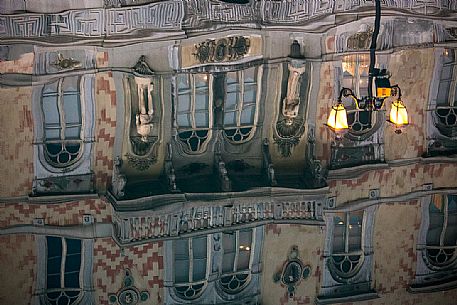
[133,55,153,76]
[0,1,183,39]
[347,26,373,50]
[52,53,81,70]
[193,36,250,64]
[125,153,157,171]
[108,269,149,305]
[112,156,127,198]
[114,200,323,244]
[273,246,311,298]
[274,62,306,157]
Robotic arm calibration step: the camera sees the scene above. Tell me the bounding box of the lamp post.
[326,0,408,136]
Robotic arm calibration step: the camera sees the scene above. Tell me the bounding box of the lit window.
[223,67,259,143]
[174,236,208,299]
[42,77,82,167]
[426,194,457,267]
[176,74,211,153]
[341,54,373,134]
[219,229,253,294]
[46,237,82,305]
[329,211,364,280]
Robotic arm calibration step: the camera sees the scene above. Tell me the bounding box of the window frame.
[222,67,261,144]
[175,73,213,154]
[41,76,84,168]
[34,235,94,305]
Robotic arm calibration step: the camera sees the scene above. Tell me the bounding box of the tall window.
[176,74,211,153]
[223,67,259,143]
[426,194,457,267]
[174,236,208,299]
[434,49,457,135]
[219,229,253,294]
[46,236,82,305]
[330,211,364,280]
[340,54,373,134]
[41,77,82,167]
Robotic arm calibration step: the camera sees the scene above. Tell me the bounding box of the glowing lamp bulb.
[326,103,349,132]
[388,99,408,133]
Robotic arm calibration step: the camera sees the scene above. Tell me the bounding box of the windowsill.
[316,290,379,305]
[409,276,457,293]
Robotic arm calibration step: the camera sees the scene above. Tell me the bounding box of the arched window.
[340,54,373,134]
[434,49,457,137]
[218,229,253,294]
[174,236,209,299]
[176,74,212,153]
[426,194,457,268]
[223,67,259,143]
[329,211,364,280]
[42,77,82,167]
[45,237,82,305]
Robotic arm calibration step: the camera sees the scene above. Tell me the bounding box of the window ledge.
[316,290,379,305]
[409,276,457,293]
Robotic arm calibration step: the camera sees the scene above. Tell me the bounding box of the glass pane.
[175,239,189,260]
[222,253,235,273]
[65,126,81,139]
[43,96,60,125]
[178,75,190,90]
[194,74,208,88]
[192,258,207,281]
[43,81,59,94]
[65,253,81,273]
[195,93,208,110]
[437,80,451,105]
[177,114,191,127]
[332,214,345,253]
[223,233,236,253]
[45,128,61,140]
[244,67,256,83]
[65,238,81,255]
[64,270,80,289]
[47,257,62,275]
[441,66,453,80]
[243,87,256,104]
[443,49,455,64]
[342,74,354,90]
[444,214,457,246]
[194,112,209,128]
[62,77,79,93]
[237,250,250,271]
[226,92,238,110]
[348,212,362,251]
[192,237,207,259]
[224,112,236,126]
[47,274,61,289]
[427,213,444,245]
[226,72,238,85]
[47,237,62,258]
[239,230,252,249]
[178,94,191,112]
[240,106,255,125]
[63,94,81,124]
[175,260,189,283]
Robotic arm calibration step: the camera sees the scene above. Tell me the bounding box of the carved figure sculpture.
[135,77,154,142]
[112,156,127,198]
[282,64,306,125]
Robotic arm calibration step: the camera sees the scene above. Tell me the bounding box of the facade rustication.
[2,1,457,305]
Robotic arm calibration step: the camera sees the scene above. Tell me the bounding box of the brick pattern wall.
[0,53,34,74]
[262,224,323,305]
[94,70,117,192]
[0,234,36,305]
[328,162,457,205]
[94,238,164,305]
[0,86,34,197]
[0,198,112,228]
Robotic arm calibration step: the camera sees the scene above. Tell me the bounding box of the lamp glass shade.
[389,100,408,127]
[327,103,349,131]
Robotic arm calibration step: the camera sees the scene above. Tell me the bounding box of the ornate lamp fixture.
[326,0,408,135]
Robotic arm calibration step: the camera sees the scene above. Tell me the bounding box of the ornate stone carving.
[307,129,327,188]
[108,269,149,305]
[274,63,306,157]
[133,55,154,76]
[347,26,373,50]
[52,53,81,70]
[125,153,157,171]
[112,157,127,198]
[193,36,250,64]
[273,246,311,298]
